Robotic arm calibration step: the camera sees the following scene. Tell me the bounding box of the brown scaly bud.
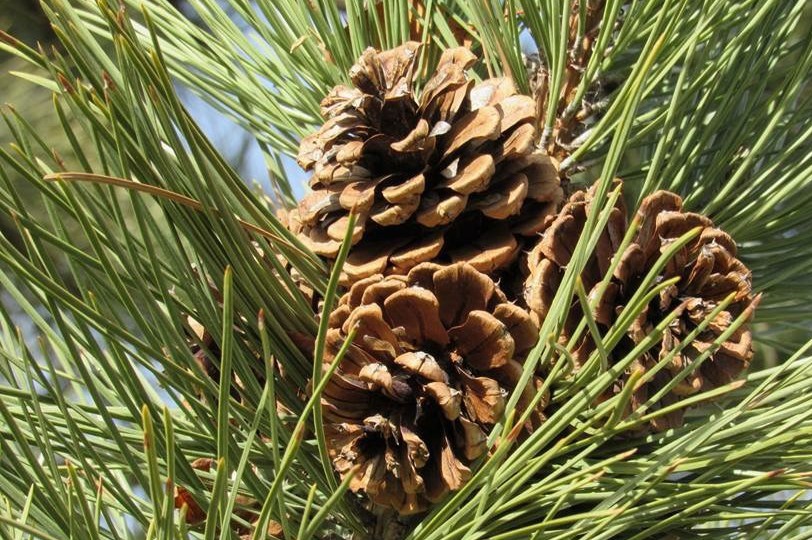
[187,317,223,395]
[292,43,563,284]
[320,262,547,514]
[174,458,283,538]
[523,183,757,431]
[174,458,213,525]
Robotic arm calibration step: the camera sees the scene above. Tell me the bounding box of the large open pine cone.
[524,184,756,431]
[321,262,546,514]
[292,42,563,283]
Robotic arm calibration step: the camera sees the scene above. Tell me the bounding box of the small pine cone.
[524,184,757,431]
[293,42,563,283]
[527,0,611,162]
[321,262,547,514]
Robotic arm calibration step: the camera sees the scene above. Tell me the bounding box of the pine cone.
[293,42,563,283]
[321,262,547,514]
[528,0,612,162]
[523,184,756,431]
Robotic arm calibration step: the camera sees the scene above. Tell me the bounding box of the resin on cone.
[523,183,757,431]
[291,42,563,283]
[320,262,547,514]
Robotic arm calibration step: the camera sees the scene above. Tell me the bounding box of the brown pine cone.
[321,262,547,514]
[523,184,757,431]
[293,42,563,283]
[525,0,611,163]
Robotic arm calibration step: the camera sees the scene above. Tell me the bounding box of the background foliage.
[0,0,810,538]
